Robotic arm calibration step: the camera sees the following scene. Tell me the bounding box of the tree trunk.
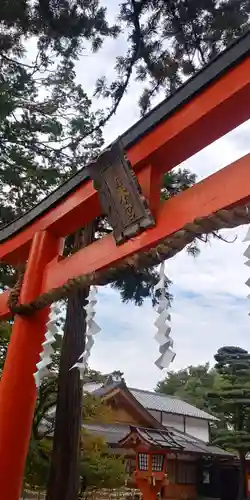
[46,223,95,500]
[238,451,247,500]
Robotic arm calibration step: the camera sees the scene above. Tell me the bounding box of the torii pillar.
[0,32,250,500]
[0,231,62,500]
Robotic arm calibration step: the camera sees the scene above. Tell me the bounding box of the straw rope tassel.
[70,286,101,379]
[34,303,60,388]
[154,262,176,370]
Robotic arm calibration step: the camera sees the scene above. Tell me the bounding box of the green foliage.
[0,0,119,52]
[80,436,126,491]
[0,52,104,227]
[81,393,126,493]
[96,0,250,115]
[209,346,250,441]
[23,377,58,490]
[0,5,110,289]
[159,349,250,500]
[156,362,222,413]
[208,346,250,500]
[0,1,115,235]
[24,437,52,491]
[22,370,125,492]
[84,367,107,384]
[82,392,113,424]
[0,0,118,229]
[1,3,249,497]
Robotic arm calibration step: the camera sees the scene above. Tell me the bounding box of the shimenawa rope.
[7,204,250,316]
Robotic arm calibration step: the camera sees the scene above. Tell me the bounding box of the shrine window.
[138,453,149,471]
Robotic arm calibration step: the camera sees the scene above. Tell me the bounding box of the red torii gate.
[1,32,250,500]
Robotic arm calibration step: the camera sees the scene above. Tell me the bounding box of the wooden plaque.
[88,142,155,245]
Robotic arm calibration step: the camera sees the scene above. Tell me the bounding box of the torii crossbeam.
[1,32,250,500]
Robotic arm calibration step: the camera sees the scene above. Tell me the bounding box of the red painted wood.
[0,231,62,500]
[0,181,100,264]
[0,52,250,500]
[41,153,250,295]
[139,164,162,216]
[127,58,250,168]
[0,152,249,322]
[0,291,10,319]
[1,57,250,264]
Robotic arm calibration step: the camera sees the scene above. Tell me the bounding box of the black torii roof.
[1,31,250,244]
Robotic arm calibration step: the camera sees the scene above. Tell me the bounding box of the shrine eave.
[118,426,233,458]
[119,426,183,451]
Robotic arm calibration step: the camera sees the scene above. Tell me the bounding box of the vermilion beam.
[0,168,153,264]
[1,36,250,500]
[139,164,162,216]
[0,182,100,264]
[128,58,250,169]
[41,152,250,296]
[0,152,249,321]
[2,57,250,264]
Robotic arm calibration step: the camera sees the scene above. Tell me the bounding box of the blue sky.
[64,4,250,389]
[90,223,250,390]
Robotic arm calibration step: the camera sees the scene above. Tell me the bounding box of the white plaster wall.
[149,409,210,442]
[185,416,209,442]
[161,412,185,432]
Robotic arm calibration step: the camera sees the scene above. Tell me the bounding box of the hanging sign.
[88,141,155,245]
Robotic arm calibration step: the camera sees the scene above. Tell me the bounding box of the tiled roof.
[83,423,129,444]
[123,427,182,451]
[129,388,218,421]
[83,423,231,457]
[168,427,229,456]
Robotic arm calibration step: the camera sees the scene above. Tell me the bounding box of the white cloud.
[87,125,250,389]
[89,221,250,390]
[17,5,250,394]
[72,22,250,390]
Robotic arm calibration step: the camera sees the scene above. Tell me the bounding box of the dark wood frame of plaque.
[88,141,156,245]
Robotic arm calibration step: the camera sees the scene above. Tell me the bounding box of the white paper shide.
[34,303,60,388]
[70,285,101,379]
[154,262,176,370]
[243,225,250,313]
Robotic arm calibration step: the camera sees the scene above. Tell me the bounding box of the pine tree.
[209,346,250,500]
[1,2,249,499]
[96,0,250,114]
[156,363,221,412]
[0,2,115,289]
[0,0,119,227]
